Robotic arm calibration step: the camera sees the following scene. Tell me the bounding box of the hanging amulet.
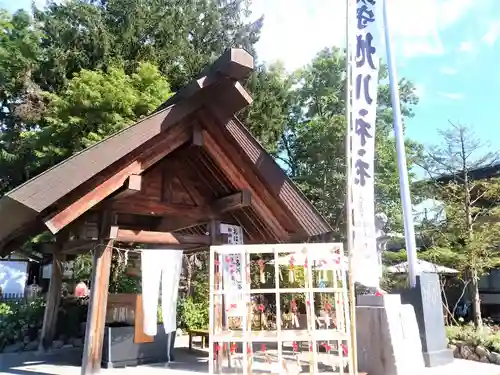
[289,256,295,283]
[258,259,266,284]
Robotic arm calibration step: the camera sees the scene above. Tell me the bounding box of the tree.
[0,9,44,193]
[0,1,265,194]
[278,47,424,238]
[33,0,263,92]
[240,62,292,154]
[423,122,500,327]
[24,62,173,177]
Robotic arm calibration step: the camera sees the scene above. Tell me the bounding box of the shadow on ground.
[0,347,83,375]
[0,342,209,375]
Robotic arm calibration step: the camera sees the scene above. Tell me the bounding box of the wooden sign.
[106,293,154,344]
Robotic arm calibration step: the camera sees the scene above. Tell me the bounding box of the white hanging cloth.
[141,249,183,336]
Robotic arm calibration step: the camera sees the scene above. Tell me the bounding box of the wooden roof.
[0,48,331,254]
[435,162,500,183]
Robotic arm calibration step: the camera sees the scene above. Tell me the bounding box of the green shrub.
[0,298,46,349]
[177,297,208,330]
[446,323,500,352]
[0,302,13,317]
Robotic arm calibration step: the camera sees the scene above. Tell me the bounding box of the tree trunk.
[471,269,483,327]
[460,135,482,327]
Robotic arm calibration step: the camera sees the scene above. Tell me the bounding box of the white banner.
[350,0,382,287]
[219,223,246,317]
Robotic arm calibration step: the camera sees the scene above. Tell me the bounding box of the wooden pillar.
[81,214,114,375]
[38,250,65,351]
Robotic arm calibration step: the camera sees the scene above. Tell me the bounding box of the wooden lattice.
[209,243,353,375]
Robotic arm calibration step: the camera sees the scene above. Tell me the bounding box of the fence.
[0,293,25,302]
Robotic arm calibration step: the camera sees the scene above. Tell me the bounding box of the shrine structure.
[0,48,332,374]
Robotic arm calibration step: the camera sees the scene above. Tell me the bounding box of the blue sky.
[250,0,500,150]
[3,0,498,151]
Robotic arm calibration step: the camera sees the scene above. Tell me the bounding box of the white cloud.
[250,0,345,71]
[437,92,465,100]
[459,41,474,52]
[482,21,500,45]
[251,0,480,70]
[439,66,458,75]
[414,84,426,98]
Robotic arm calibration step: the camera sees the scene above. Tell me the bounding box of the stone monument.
[400,273,454,366]
[356,294,425,375]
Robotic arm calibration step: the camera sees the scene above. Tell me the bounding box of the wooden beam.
[200,48,254,81]
[212,190,251,213]
[201,128,288,240]
[208,79,253,114]
[81,214,114,375]
[109,226,211,245]
[38,251,64,351]
[209,107,331,237]
[61,239,98,254]
[157,48,254,112]
[109,199,211,219]
[112,174,142,201]
[44,125,190,235]
[157,217,209,232]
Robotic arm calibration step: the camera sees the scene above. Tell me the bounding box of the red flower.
[304,258,308,268]
[261,344,266,352]
[292,342,298,352]
[309,344,313,351]
[214,343,221,353]
[341,344,348,356]
[225,256,232,263]
[230,343,237,354]
[321,342,331,352]
[258,304,265,312]
[230,303,237,309]
[214,260,220,266]
[247,345,252,355]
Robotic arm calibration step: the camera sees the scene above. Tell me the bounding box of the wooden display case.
[209,243,353,375]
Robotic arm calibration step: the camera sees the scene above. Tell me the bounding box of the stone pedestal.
[400,273,454,367]
[356,294,425,375]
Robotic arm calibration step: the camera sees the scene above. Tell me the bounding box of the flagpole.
[345,0,358,373]
[382,0,418,288]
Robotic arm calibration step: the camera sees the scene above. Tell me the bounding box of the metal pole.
[345,0,358,373]
[382,0,418,288]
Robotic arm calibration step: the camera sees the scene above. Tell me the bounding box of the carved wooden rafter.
[108,190,252,220]
[108,226,211,245]
[43,124,190,235]
[200,126,288,240]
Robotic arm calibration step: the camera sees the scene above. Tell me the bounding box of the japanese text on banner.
[220,223,246,317]
[350,0,382,287]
